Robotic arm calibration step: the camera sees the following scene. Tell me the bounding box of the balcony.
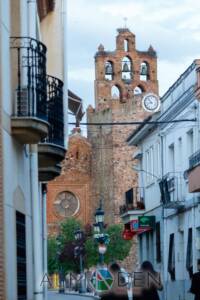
[10,37,49,144]
[159,173,184,208]
[188,150,200,192]
[120,187,145,224]
[38,75,65,181]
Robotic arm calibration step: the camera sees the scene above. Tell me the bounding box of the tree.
[48,237,59,275]
[48,219,132,274]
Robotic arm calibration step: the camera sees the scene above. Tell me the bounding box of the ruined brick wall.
[87,28,158,224]
[47,130,93,235]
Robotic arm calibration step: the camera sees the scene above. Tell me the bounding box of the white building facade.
[0,1,67,299]
[125,60,200,300]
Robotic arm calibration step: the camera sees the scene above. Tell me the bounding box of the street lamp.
[74,228,86,293]
[93,201,109,265]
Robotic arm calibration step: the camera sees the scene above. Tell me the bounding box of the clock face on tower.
[142,93,160,112]
[53,191,79,218]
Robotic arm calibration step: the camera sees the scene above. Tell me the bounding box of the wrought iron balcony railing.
[10,37,47,120]
[189,149,200,169]
[119,187,145,215]
[45,75,64,147]
[159,172,184,208]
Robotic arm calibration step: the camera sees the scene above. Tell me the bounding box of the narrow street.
[48,291,97,300]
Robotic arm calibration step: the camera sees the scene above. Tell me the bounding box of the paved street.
[48,291,97,300]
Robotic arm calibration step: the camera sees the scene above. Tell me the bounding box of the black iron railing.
[119,187,145,215]
[46,75,64,147]
[10,37,47,120]
[189,149,200,169]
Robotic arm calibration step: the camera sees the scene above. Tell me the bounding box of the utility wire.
[69,118,196,126]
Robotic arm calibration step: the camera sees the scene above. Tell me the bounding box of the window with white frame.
[145,146,154,184]
[155,141,161,178]
[168,143,175,174]
[178,137,182,170]
[187,130,194,158]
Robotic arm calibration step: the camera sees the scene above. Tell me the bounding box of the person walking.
[190,259,200,300]
[133,261,163,300]
[100,262,129,300]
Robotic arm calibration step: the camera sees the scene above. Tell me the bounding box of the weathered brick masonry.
[87,28,158,224]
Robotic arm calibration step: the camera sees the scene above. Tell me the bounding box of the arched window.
[111,85,121,99]
[140,62,149,81]
[134,86,144,95]
[105,61,113,80]
[124,39,129,52]
[122,56,132,82]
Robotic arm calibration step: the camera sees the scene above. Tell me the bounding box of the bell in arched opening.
[105,61,113,80]
[140,62,149,81]
[122,56,132,82]
[122,62,130,73]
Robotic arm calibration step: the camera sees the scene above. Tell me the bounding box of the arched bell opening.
[134,85,145,95]
[121,56,133,83]
[140,61,150,81]
[124,39,129,52]
[111,85,122,100]
[105,61,114,80]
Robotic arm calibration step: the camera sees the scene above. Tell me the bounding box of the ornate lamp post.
[93,201,109,265]
[74,228,86,293]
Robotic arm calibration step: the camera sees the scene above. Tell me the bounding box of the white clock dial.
[142,93,160,112]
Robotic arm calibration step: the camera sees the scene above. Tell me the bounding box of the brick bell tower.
[87,28,159,224]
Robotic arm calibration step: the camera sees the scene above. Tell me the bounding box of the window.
[168,233,176,281]
[105,61,114,80]
[124,39,129,52]
[146,146,154,184]
[139,235,143,262]
[186,228,193,278]
[187,130,194,158]
[140,62,149,81]
[16,211,27,300]
[155,142,161,177]
[168,144,175,173]
[121,56,132,82]
[156,222,161,263]
[146,232,150,260]
[178,137,182,170]
[111,85,121,99]
[125,188,133,207]
[134,86,144,95]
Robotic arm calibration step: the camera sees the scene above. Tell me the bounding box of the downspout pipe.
[42,184,48,300]
[62,0,68,149]
[27,1,43,299]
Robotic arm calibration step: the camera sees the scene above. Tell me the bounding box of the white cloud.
[68,0,200,108]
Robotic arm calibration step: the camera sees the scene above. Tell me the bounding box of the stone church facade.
[47,128,92,235]
[47,28,159,234]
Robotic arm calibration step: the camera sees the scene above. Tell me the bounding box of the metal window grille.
[156,222,161,263]
[16,211,27,300]
[168,233,176,281]
[186,228,193,278]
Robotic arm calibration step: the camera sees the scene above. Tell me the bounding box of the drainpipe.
[62,0,68,149]
[160,133,167,300]
[42,184,48,300]
[30,145,43,300]
[27,1,43,300]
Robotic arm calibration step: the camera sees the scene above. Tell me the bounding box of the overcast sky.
[68,0,200,114]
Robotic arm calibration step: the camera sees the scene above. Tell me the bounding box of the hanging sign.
[138,216,156,229]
